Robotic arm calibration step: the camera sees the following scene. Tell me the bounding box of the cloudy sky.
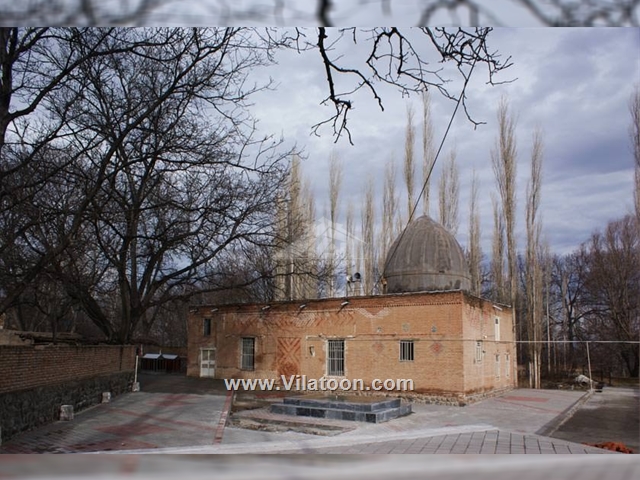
[246,27,639,259]
[8,1,637,260]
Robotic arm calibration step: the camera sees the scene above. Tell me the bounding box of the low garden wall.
[0,345,136,443]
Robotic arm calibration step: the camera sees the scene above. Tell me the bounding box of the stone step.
[283,395,401,412]
[228,415,351,436]
[270,402,412,423]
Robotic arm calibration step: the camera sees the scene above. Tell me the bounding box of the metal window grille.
[399,340,414,362]
[241,337,255,370]
[475,341,483,363]
[327,339,345,376]
[495,354,501,378]
[203,318,211,336]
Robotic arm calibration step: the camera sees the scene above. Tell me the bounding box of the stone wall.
[0,345,136,443]
[0,371,134,442]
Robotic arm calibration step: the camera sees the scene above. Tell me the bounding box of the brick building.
[187,216,517,404]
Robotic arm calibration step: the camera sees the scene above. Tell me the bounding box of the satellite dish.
[346,272,361,283]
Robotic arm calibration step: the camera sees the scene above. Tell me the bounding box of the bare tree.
[7,28,292,343]
[492,97,518,366]
[412,0,640,26]
[630,86,640,225]
[275,155,318,302]
[360,176,376,296]
[438,149,460,235]
[4,1,638,27]
[467,169,482,296]
[345,200,358,294]
[0,1,174,25]
[328,150,343,296]
[540,240,552,376]
[421,90,436,217]
[309,27,507,142]
[381,156,400,258]
[525,128,544,388]
[403,104,416,220]
[583,216,639,377]
[379,155,400,292]
[3,28,508,146]
[491,193,506,303]
[549,251,589,374]
[0,28,168,314]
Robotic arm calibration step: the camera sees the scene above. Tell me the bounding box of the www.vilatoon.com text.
[224,375,414,392]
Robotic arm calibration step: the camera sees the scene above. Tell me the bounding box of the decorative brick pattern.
[187,291,517,400]
[275,337,301,377]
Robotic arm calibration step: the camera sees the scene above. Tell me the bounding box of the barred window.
[241,337,255,370]
[327,339,345,376]
[495,354,501,378]
[495,317,501,342]
[505,354,511,378]
[399,340,414,362]
[203,318,211,336]
[475,341,483,363]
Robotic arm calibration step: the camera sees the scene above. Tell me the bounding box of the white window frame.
[495,354,501,378]
[200,348,216,377]
[241,337,255,371]
[494,317,501,342]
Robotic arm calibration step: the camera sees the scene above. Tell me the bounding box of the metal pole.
[586,341,593,392]
[546,285,551,375]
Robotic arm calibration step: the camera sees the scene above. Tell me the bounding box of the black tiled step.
[270,402,411,423]
[283,395,401,412]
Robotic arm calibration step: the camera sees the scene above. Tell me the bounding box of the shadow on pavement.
[138,373,228,395]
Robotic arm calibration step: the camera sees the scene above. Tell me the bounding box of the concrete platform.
[270,395,412,423]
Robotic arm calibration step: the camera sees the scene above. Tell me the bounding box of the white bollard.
[60,405,74,421]
[102,392,111,403]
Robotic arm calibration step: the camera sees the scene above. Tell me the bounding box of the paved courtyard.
[0,374,229,453]
[0,375,635,460]
[550,386,639,452]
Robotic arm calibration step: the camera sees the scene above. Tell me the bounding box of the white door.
[200,348,216,377]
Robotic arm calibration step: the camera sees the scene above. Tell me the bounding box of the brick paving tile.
[553,445,571,454]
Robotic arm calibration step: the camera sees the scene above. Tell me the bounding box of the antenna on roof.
[346,272,361,296]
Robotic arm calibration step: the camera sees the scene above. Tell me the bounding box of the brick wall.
[187,291,517,401]
[0,345,136,395]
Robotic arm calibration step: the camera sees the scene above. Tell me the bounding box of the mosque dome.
[384,216,471,294]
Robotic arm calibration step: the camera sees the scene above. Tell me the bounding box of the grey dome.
[384,216,470,293]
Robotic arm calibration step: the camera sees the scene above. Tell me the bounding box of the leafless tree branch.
[2,1,637,26]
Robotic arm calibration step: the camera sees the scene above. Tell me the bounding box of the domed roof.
[384,215,470,293]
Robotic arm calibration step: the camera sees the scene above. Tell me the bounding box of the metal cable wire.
[379,28,490,286]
